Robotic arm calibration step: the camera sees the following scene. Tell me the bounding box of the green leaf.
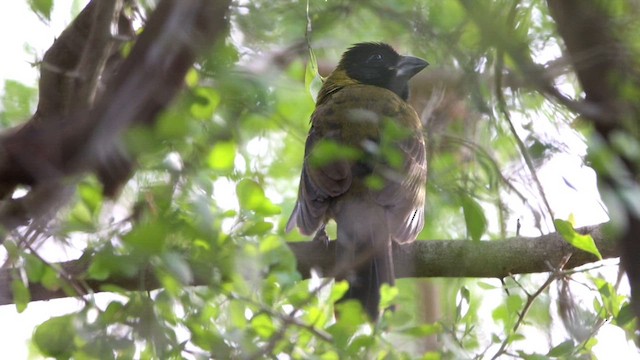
[229,300,248,329]
[422,352,443,360]
[33,315,76,358]
[41,267,61,291]
[242,220,274,236]
[554,219,602,259]
[328,301,367,349]
[78,179,103,215]
[24,253,45,283]
[259,235,282,253]
[400,323,443,337]
[1,80,37,124]
[616,302,636,327]
[308,140,362,168]
[11,278,30,313]
[236,179,281,215]
[507,294,523,313]
[190,87,221,119]
[547,340,575,357]
[29,0,53,20]
[207,140,237,172]
[251,313,276,339]
[379,283,399,309]
[330,281,349,302]
[460,195,487,241]
[122,222,167,255]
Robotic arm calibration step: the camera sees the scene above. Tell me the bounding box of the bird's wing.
[286,106,353,235]
[374,111,427,244]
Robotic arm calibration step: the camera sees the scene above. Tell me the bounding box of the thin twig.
[491,255,571,359]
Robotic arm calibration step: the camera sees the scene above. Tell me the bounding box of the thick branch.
[0,0,231,229]
[0,223,616,306]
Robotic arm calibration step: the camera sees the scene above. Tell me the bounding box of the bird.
[286,42,428,320]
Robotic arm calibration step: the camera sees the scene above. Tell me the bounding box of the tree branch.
[0,0,232,230]
[0,223,616,306]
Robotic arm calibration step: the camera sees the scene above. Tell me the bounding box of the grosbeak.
[287,42,428,320]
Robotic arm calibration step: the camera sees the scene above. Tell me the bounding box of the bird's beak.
[396,55,429,79]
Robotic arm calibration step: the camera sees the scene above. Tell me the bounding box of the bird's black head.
[338,42,428,100]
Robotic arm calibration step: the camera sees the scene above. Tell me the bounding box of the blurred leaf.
[429,1,465,30]
[251,313,276,339]
[330,281,349,302]
[616,302,636,327]
[229,300,248,329]
[379,284,399,309]
[40,267,61,291]
[24,253,45,283]
[28,0,53,20]
[236,179,281,215]
[87,252,141,280]
[190,87,221,119]
[122,221,168,255]
[421,352,443,360]
[460,195,487,241]
[547,340,574,357]
[329,301,367,349]
[554,219,602,259]
[33,315,76,358]
[207,140,237,172]
[400,323,442,337]
[242,220,274,236]
[309,140,362,168]
[11,278,30,313]
[1,80,37,124]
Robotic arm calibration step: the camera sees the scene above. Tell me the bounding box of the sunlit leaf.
[190,87,221,119]
[207,140,237,171]
[236,179,280,215]
[379,283,399,309]
[251,313,276,339]
[400,323,443,337]
[309,140,362,168]
[554,219,602,259]
[328,301,368,349]
[1,80,37,124]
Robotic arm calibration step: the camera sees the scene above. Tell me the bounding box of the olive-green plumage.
[287,43,428,320]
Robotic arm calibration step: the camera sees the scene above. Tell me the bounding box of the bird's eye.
[366,54,384,64]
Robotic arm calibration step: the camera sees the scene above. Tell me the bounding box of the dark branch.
[0,0,232,230]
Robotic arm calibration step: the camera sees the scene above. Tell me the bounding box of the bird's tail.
[335,202,394,321]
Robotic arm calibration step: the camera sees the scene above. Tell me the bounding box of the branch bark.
[0,223,616,306]
[0,0,232,230]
